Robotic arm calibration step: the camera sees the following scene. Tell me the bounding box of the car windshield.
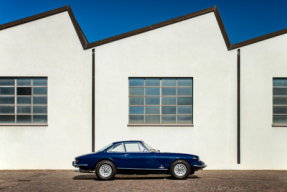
[143,142,153,151]
[96,143,113,152]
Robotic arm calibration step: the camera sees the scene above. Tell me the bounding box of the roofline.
[1,5,286,50]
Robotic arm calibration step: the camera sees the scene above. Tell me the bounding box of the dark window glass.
[273,79,287,87]
[0,78,14,86]
[162,88,176,95]
[0,97,15,104]
[145,78,160,86]
[177,115,192,124]
[33,115,47,123]
[161,116,176,124]
[0,106,15,114]
[273,88,287,95]
[129,106,144,114]
[273,115,287,124]
[0,87,14,95]
[129,78,144,87]
[17,78,31,86]
[129,115,144,124]
[145,106,159,114]
[145,88,160,95]
[17,87,31,95]
[17,106,31,114]
[162,78,176,86]
[33,97,47,104]
[162,106,176,114]
[33,78,47,86]
[145,97,160,105]
[33,87,47,95]
[17,115,31,123]
[145,115,160,124]
[33,106,47,114]
[177,97,192,105]
[0,115,15,123]
[17,97,31,104]
[177,78,192,86]
[129,97,144,105]
[162,97,176,105]
[129,88,144,96]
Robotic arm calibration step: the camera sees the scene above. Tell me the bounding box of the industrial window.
[129,78,193,124]
[0,77,47,124]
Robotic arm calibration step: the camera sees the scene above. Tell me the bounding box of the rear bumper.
[72,161,88,168]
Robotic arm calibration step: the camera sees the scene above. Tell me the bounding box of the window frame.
[0,77,48,126]
[107,143,125,153]
[272,77,287,127]
[128,77,193,126]
[123,142,150,153]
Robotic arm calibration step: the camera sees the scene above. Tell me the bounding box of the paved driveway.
[0,170,286,191]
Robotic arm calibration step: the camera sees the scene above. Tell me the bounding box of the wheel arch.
[168,158,194,172]
[93,158,117,170]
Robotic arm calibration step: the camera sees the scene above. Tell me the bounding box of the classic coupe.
[72,140,206,180]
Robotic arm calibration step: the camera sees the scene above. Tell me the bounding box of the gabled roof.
[1,5,286,50]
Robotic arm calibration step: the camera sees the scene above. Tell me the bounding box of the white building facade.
[0,5,286,170]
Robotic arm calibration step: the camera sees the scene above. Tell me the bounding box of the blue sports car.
[72,140,207,180]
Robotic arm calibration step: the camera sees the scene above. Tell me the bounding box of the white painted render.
[0,12,92,169]
[240,35,287,169]
[1,9,287,170]
[94,12,239,170]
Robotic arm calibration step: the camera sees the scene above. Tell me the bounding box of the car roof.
[112,140,143,144]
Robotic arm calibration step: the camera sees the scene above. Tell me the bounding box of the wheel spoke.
[174,163,187,176]
[99,164,113,177]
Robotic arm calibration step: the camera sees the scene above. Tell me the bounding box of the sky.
[0,0,287,44]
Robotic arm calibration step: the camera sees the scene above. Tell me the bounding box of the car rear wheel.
[170,160,191,179]
[95,160,117,180]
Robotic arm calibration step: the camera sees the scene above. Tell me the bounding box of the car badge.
[159,165,164,169]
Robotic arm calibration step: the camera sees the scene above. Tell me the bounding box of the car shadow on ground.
[72,174,200,181]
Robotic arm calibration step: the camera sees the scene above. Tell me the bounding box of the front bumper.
[193,160,207,171]
[193,164,207,168]
[72,161,88,168]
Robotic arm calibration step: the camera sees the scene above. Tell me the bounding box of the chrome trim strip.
[72,161,88,167]
[117,167,168,171]
[193,164,207,168]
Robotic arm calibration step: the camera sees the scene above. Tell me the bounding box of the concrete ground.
[0,170,286,192]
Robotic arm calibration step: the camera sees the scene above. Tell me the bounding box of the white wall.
[240,35,287,169]
[94,12,238,169]
[0,12,92,169]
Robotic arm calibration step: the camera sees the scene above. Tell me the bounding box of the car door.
[106,143,126,168]
[123,142,155,169]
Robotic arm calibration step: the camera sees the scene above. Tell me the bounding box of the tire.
[170,160,191,179]
[95,160,117,180]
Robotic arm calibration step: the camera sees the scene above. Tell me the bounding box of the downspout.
[237,49,241,164]
[92,49,95,152]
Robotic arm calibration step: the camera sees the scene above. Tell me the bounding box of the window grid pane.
[273,78,287,125]
[129,78,192,124]
[0,77,47,124]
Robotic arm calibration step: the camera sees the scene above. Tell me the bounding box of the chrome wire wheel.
[99,164,112,177]
[174,163,187,176]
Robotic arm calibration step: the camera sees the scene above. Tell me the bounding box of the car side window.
[107,144,123,153]
[125,143,141,152]
[139,143,149,152]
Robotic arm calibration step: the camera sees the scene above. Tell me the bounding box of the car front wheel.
[170,160,191,179]
[95,160,117,180]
